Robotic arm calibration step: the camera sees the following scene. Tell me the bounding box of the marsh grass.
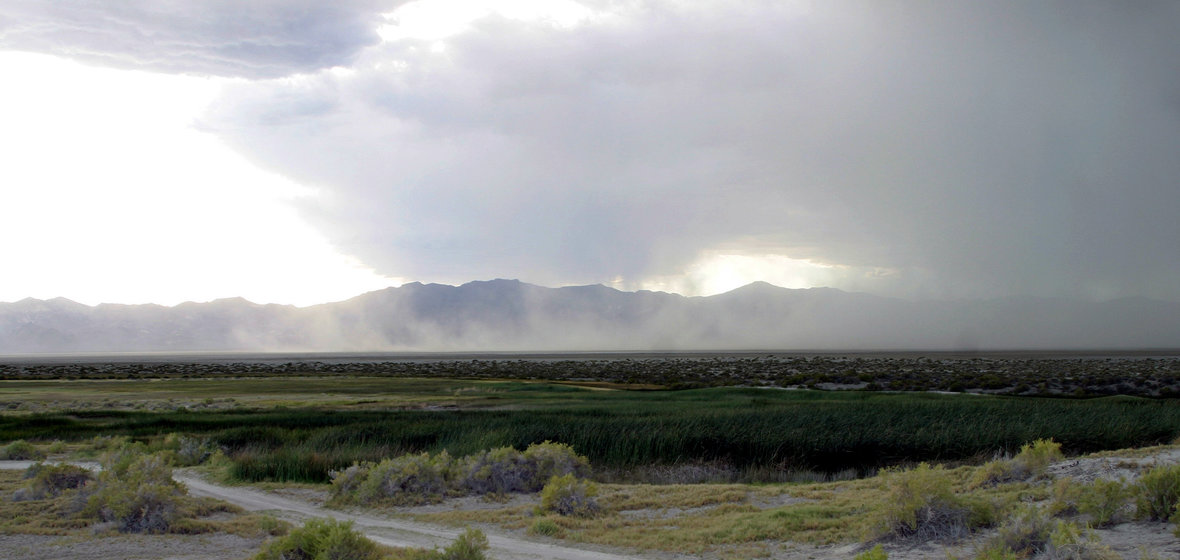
[6,385,1177,484]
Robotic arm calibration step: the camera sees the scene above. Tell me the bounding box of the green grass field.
[3,377,1178,483]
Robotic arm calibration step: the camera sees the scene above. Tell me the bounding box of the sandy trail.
[0,460,643,560]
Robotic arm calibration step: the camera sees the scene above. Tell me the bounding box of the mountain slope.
[1,280,1178,353]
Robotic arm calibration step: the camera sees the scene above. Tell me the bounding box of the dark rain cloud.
[201,1,1180,301]
[0,0,403,78]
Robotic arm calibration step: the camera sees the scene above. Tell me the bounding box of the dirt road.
[0,461,645,560]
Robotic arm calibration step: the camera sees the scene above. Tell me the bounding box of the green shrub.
[1136,464,1180,521]
[878,463,990,541]
[521,441,591,490]
[537,474,599,517]
[355,451,454,505]
[46,440,67,454]
[528,518,562,537]
[0,439,45,460]
[461,446,530,495]
[329,462,373,499]
[1079,479,1130,527]
[971,439,1062,488]
[165,434,216,466]
[979,511,1118,560]
[85,452,184,533]
[19,462,92,499]
[434,528,488,560]
[854,544,888,560]
[253,518,383,560]
[984,507,1055,557]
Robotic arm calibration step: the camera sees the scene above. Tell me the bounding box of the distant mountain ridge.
[2,280,1178,353]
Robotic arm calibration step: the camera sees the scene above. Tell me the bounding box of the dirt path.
[0,461,646,560]
[175,472,650,560]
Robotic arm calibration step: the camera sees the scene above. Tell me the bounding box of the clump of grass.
[1135,464,1180,521]
[854,544,887,560]
[537,474,600,517]
[971,439,1063,488]
[877,463,993,541]
[528,517,563,537]
[0,439,45,461]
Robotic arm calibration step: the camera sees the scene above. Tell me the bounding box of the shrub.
[253,518,383,560]
[434,528,489,560]
[85,453,184,533]
[521,442,591,490]
[1079,479,1130,527]
[878,463,988,541]
[329,462,373,499]
[528,518,562,537]
[984,507,1055,557]
[462,442,591,495]
[20,462,92,499]
[854,544,888,560]
[971,439,1062,488]
[1136,464,1180,521]
[168,434,216,466]
[979,511,1118,560]
[0,439,45,460]
[1013,439,1063,476]
[354,451,454,505]
[461,446,531,495]
[537,474,599,517]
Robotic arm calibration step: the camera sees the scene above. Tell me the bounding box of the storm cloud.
[0,0,401,78]
[197,1,1180,300]
[9,0,1178,302]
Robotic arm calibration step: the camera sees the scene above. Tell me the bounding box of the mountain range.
[1,280,1178,353]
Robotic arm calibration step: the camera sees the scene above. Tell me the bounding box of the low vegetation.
[254,519,489,560]
[331,441,592,507]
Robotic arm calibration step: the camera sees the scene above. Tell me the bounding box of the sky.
[1,0,1178,307]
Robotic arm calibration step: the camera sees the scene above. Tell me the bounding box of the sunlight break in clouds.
[0,52,400,306]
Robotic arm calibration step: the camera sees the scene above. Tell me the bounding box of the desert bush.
[46,440,67,454]
[165,434,216,466]
[984,507,1055,557]
[329,462,374,498]
[432,528,489,560]
[354,451,454,505]
[461,446,531,495]
[1135,464,1180,521]
[1079,479,1130,527]
[253,518,383,560]
[528,518,562,537]
[978,510,1117,560]
[854,544,888,560]
[0,439,45,460]
[460,442,590,495]
[1049,478,1083,517]
[878,463,991,541]
[538,474,600,517]
[85,452,184,533]
[521,441,591,490]
[971,439,1062,488]
[18,462,92,499]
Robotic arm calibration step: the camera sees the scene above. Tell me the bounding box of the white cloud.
[0,52,399,305]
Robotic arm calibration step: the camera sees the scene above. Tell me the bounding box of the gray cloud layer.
[201,1,1180,300]
[0,0,400,78]
[7,0,1178,301]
